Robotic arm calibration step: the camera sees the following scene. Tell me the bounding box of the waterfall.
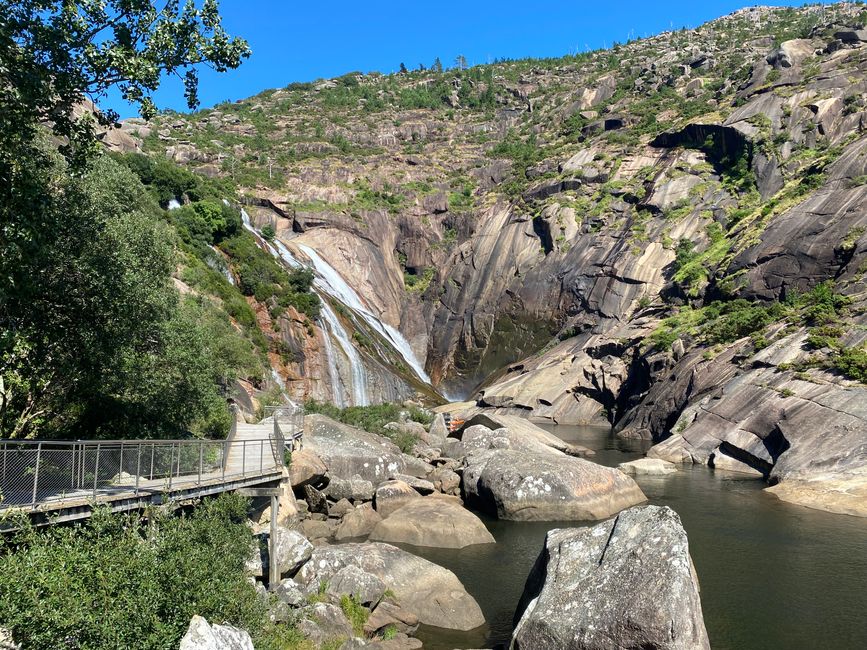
[207,245,236,285]
[237,207,369,406]
[319,300,369,406]
[167,198,181,210]
[296,243,432,386]
[319,316,345,408]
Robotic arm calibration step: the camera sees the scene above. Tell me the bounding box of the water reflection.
[409,425,867,650]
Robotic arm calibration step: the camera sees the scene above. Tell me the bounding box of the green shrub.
[339,594,369,636]
[0,494,299,650]
[830,346,867,383]
[303,401,431,452]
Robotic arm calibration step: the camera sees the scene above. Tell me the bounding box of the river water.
[410,425,867,650]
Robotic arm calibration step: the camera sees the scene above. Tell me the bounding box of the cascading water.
[238,207,369,405]
[319,300,369,406]
[296,243,432,386]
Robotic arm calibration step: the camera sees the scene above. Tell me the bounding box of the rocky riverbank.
[176,406,709,649]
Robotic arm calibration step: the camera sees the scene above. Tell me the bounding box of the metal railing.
[0,436,282,511]
[264,404,305,453]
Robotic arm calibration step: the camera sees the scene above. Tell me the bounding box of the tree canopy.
[0,0,250,164]
[0,2,262,439]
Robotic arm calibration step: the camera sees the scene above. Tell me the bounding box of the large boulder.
[304,414,406,483]
[247,527,313,579]
[512,505,710,650]
[179,616,254,650]
[295,542,485,631]
[334,503,383,540]
[370,495,495,548]
[459,413,594,457]
[287,448,327,488]
[374,479,421,518]
[464,449,645,521]
[618,458,677,476]
[324,474,375,502]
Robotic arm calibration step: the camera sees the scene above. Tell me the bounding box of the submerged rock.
[370,495,495,548]
[618,458,677,476]
[295,542,485,630]
[512,505,710,650]
[464,449,645,521]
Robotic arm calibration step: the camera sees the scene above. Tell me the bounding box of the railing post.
[93,443,101,498]
[118,442,124,478]
[149,444,155,480]
[31,442,42,508]
[168,444,174,491]
[198,441,203,486]
[222,441,226,482]
[135,444,142,496]
[269,493,279,589]
[259,439,264,473]
[242,440,246,477]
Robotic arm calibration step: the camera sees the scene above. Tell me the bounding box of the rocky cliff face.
[133,4,867,512]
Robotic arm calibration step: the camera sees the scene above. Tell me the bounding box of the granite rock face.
[512,505,710,650]
[463,448,646,521]
[370,495,495,548]
[295,542,485,631]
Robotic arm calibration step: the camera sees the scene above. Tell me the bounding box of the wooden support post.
[269,493,279,589]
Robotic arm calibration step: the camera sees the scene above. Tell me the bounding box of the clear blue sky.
[104,0,823,119]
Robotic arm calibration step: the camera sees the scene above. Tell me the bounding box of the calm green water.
[409,425,867,650]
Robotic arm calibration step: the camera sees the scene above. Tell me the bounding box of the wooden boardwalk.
[0,412,302,525]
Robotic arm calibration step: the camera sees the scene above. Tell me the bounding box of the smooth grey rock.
[305,414,405,483]
[324,475,375,502]
[325,563,387,606]
[618,458,677,476]
[287,448,327,488]
[334,503,382,540]
[428,413,449,441]
[370,495,495,549]
[374,479,421,518]
[295,542,484,630]
[364,600,420,635]
[390,473,435,494]
[256,527,312,579]
[179,616,253,650]
[328,497,354,518]
[464,449,645,521]
[512,505,710,650]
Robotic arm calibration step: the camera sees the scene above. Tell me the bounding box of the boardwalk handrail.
[0,434,282,512]
[263,404,304,454]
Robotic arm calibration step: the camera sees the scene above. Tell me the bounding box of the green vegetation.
[0,494,306,650]
[303,401,433,452]
[649,299,785,351]
[220,235,320,319]
[340,594,369,636]
[0,1,264,441]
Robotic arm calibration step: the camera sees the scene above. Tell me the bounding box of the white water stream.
[238,207,372,405]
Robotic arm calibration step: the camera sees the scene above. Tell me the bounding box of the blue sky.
[103,0,822,118]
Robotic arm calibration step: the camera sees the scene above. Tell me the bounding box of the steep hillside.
[124,3,867,513]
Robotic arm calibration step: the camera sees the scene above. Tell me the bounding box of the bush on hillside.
[0,494,303,650]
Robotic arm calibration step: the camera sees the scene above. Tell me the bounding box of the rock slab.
[511,505,710,650]
[295,542,485,631]
[179,616,254,650]
[370,496,495,548]
[464,449,646,521]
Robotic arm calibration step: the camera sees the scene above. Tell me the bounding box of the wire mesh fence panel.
[0,437,276,511]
